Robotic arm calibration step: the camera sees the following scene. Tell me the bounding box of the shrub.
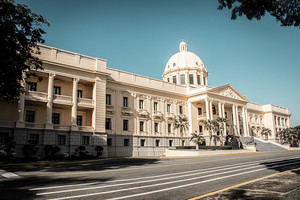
[175,146,196,149]
[198,146,232,150]
[43,145,61,160]
[23,144,39,160]
[95,146,103,157]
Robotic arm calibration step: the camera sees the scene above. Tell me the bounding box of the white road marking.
[45,160,300,200]
[0,169,19,179]
[30,155,300,191]
[36,157,299,195]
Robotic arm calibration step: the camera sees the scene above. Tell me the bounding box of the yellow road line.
[188,167,300,200]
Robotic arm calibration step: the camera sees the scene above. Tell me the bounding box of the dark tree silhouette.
[0,0,49,101]
[218,0,300,28]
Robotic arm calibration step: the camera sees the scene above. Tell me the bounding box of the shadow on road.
[2,158,161,173]
[0,176,113,200]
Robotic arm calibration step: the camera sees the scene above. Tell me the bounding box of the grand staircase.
[240,136,287,152]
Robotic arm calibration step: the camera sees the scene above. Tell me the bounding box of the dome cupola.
[162,41,208,87]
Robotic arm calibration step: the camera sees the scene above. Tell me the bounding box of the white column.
[92,80,96,130]
[218,102,222,118]
[187,101,193,136]
[209,101,213,120]
[232,105,236,135]
[205,75,208,86]
[245,109,249,136]
[200,73,204,86]
[236,106,240,135]
[242,107,247,136]
[71,78,79,127]
[205,99,210,120]
[222,103,226,135]
[46,73,55,128]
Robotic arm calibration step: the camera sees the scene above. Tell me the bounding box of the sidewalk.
[192,168,300,200]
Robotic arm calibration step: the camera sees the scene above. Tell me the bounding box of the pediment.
[209,84,248,101]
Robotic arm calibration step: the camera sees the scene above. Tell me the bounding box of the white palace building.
[0,42,291,157]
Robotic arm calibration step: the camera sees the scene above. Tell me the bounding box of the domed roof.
[164,41,207,74]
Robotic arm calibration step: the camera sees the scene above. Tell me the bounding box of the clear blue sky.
[18,0,300,126]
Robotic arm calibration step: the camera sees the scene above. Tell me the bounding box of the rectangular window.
[0,133,8,145]
[123,97,128,107]
[199,125,203,133]
[123,120,128,131]
[168,124,171,133]
[155,139,160,147]
[140,121,144,132]
[52,113,60,124]
[105,118,111,130]
[197,75,201,85]
[77,90,83,98]
[29,134,39,145]
[172,76,177,84]
[154,122,159,133]
[167,78,170,82]
[180,74,185,85]
[54,86,61,95]
[203,77,206,85]
[77,115,82,126]
[225,112,228,118]
[198,107,202,115]
[189,74,194,84]
[28,82,37,91]
[167,104,171,113]
[212,105,216,115]
[25,110,35,123]
[124,139,129,146]
[139,100,144,109]
[179,105,183,114]
[169,140,173,147]
[154,102,158,111]
[57,135,66,145]
[140,139,145,147]
[107,138,112,146]
[106,94,111,105]
[82,136,90,145]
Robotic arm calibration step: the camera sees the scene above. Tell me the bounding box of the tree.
[279,127,300,147]
[218,0,300,28]
[174,115,189,146]
[0,0,49,101]
[215,117,229,145]
[190,131,206,149]
[260,127,272,139]
[204,119,219,146]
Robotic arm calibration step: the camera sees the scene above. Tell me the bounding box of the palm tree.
[260,128,271,140]
[216,117,228,145]
[174,115,189,146]
[204,119,219,146]
[190,131,206,149]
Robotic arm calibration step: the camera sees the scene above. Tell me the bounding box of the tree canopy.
[0,0,49,101]
[218,0,300,28]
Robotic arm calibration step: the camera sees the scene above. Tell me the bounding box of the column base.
[71,125,79,131]
[45,124,53,129]
[16,121,24,128]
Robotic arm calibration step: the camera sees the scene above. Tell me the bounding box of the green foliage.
[260,127,272,139]
[190,132,206,148]
[198,146,232,150]
[73,145,90,158]
[0,136,16,159]
[22,144,39,160]
[174,115,189,146]
[218,0,299,28]
[204,117,228,145]
[95,145,103,157]
[279,127,300,147]
[0,0,49,101]
[44,145,62,160]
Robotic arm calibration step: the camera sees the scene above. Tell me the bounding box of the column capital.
[73,77,80,83]
[49,73,56,78]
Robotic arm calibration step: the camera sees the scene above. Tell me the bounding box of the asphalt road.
[1,151,300,200]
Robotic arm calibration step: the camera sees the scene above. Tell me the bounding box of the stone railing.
[0,121,16,128]
[138,109,149,117]
[121,107,133,115]
[25,91,48,102]
[152,111,162,119]
[197,115,206,121]
[78,126,94,132]
[166,112,175,120]
[25,123,45,129]
[53,125,71,131]
[53,94,72,105]
[78,98,94,108]
[37,44,107,73]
